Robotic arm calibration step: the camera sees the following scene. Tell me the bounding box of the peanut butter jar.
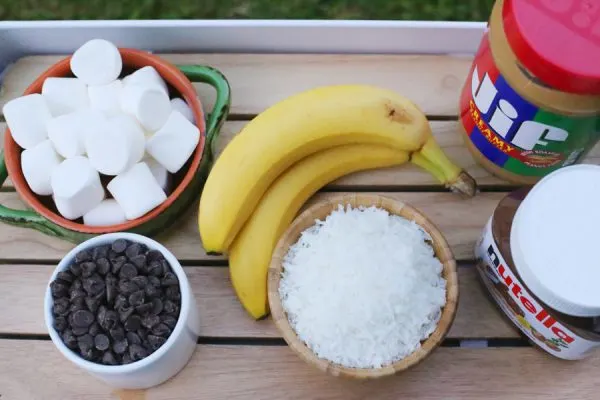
[476,165,600,360]
[459,0,600,184]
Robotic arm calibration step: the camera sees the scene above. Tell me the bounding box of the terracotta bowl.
[268,193,459,379]
[3,49,206,237]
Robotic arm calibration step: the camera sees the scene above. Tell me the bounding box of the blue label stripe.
[470,125,510,167]
[493,75,538,143]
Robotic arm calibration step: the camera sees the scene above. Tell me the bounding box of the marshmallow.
[41,77,89,116]
[21,140,63,196]
[170,98,195,123]
[120,84,171,131]
[107,162,167,220]
[47,109,105,159]
[124,66,168,95]
[51,156,105,220]
[3,94,52,149]
[144,156,171,192]
[88,80,123,116]
[70,39,122,86]
[146,110,200,173]
[110,114,146,165]
[83,199,127,227]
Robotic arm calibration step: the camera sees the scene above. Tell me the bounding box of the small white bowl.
[44,232,200,389]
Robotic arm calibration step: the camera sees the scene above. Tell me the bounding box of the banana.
[199,84,475,253]
[229,144,409,319]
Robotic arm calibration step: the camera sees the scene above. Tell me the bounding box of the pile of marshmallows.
[2,39,200,227]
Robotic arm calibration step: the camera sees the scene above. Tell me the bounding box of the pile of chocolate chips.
[49,239,181,365]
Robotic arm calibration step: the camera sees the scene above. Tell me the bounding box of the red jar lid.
[502,0,600,95]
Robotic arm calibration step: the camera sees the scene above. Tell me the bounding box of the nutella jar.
[459,0,600,184]
[476,164,600,359]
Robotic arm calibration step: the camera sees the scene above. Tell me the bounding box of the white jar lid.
[511,164,600,317]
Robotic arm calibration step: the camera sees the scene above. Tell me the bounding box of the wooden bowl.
[4,48,206,241]
[268,193,459,379]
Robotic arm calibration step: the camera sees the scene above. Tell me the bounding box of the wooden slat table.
[1,53,598,399]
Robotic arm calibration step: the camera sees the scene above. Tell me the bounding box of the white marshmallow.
[146,110,200,173]
[41,77,89,116]
[144,156,171,192]
[21,140,63,196]
[83,199,127,227]
[84,119,129,176]
[70,39,122,86]
[110,114,146,165]
[120,84,171,131]
[3,94,52,149]
[170,98,195,123]
[47,109,105,159]
[124,66,168,95]
[51,156,105,220]
[88,80,123,116]
[107,162,167,220]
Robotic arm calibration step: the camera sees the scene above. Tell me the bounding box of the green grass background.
[1,0,494,21]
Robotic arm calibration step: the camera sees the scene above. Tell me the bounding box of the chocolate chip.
[96,258,110,276]
[56,270,74,284]
[145,284,161,299]
[129,290,145,307]
[152,323,171,337]
[137,328,149,341]
[54,316,68,332]
[161,315,178,330]
[151,298,163,315]
[114,294,128,311]
[110,326,126,341]
[113,338,129,355]
[80,261,97,278]
[111,256,127,275]
[121,352,133,364]
[165,286,181,301]
[70,289,86,302]
[94,334,110,351]
[71,278,83,291]
[125,315,142,332]
[135,302,153,316]
[119,279,138,295]
[69,263,82,277]
[72,325,89,336]
[142,314,160,329]
[92,245,109,261]
[77,333,94,353]
[148,276,161,288]
[99,309,119,331]
[111,239,129,254]
[120,263,138,280]
[129,344,148,361]
[130,254,147,270]
[50,281,68,298]
[146,250,163,263]
[125,243,143,259]
[594,317,600,334]
[147,261,162,277]
[52,297,70,316]
[88,322,100,337]
[163,300,178,315]
[62,329,77,349]
[75,250,92,264]
[161,272,178,287]
[71,310,95,328]
[85,294,102,313]
[83,276,105,297]
[80,347,97,361]
[131,276,148,288]
[105,273,118,304]
[118,305,134,323]
[147,334,166,351]
[127,332,142,346]
[102,351,118,366]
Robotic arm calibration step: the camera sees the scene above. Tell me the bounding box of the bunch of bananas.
[199,84,476,319]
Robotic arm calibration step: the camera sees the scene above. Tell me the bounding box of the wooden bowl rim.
[268,193,459,379]
[3,48,206,234]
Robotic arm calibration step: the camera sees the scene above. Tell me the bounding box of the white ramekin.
[44,232,200,389]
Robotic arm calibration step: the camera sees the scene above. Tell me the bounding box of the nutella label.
[476,218,599,360]
[459,33,600,178]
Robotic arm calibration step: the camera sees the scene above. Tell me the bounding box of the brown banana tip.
[447,171,478,198]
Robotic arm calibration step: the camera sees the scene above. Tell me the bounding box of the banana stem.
[410,152,447,183]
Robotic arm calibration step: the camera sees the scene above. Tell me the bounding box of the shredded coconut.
[279,204,446,369]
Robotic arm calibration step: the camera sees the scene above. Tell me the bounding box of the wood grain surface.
[0,191,501,261]
[0,264,518,339]
[0,341,597,400]
[0,54,472,117]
